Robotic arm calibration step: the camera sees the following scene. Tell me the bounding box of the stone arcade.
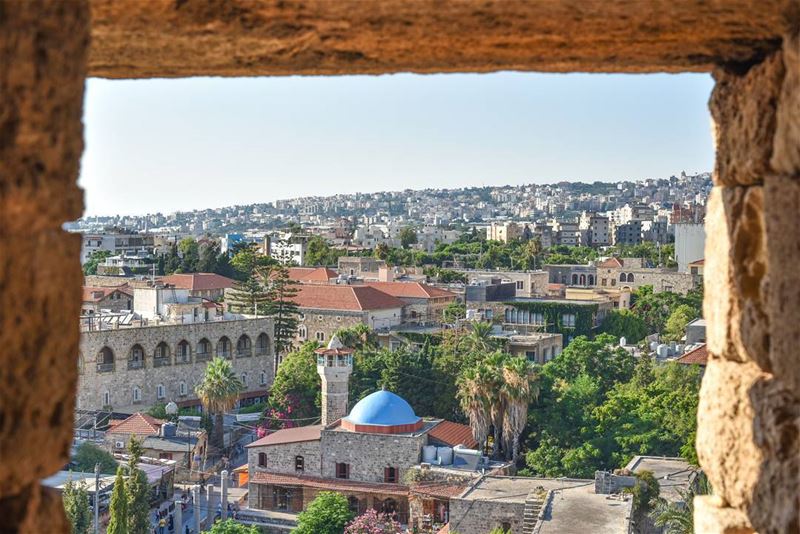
[2,2,798,532]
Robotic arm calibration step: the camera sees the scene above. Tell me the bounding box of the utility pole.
[94,463,100,534]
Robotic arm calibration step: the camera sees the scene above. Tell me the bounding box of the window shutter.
[346,463,350,479]
[384,467,389,482]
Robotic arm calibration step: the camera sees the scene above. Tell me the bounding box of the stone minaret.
[315,335,353,426]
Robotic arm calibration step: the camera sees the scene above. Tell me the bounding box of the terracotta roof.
[364,281,456,299]
[249,471,408,496]
[688,259,705,265]
[676,344,708,366]
[82,285,132,302]
[287,267,339,282]
[428,421,478,449]
[159,273,236,291]
[107,413,163,436]
[246,425,323,447]
[294,284,405,311]
[411,481,470,499]
[597,257,624,268]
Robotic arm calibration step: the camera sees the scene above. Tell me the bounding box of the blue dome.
[345,390,421,427]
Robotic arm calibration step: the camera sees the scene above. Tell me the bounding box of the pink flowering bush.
[344,509,402,534]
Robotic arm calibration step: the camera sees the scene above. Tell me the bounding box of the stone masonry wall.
[320,429,426,484]
[78,318,275,410]
[297,309,363,345]
[248,440,323,479]
[448,498,524,534]
[596,267,698,294]
[695,32,800,534]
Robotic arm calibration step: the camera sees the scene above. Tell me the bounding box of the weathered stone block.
[704,186,770,369]
[711,52,785,186]
[694,496,754,534]
[771,32,800,175]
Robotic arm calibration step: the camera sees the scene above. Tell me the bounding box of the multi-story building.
[578,212,610,246]
[674,223,705,272]
[77,317,275,412]
[80,231,155,264]
[595,257,699,294]
[612,219,642,246]
[486,221,521,243]
[338,257,387,279]
[159,272,236,301]
[363,281,457,324]
[81,285,133,315]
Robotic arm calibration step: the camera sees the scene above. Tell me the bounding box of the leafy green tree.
[83,250,112,275]
[268,342,321,422]
[663,304,698,342]
[443,301,466,323]
[305,235,341,266]
[335,324,379,352]
[627,470,660,533]
[295,491,353,534]
[652,476,711,534]
[195,357,244,450]
[207,519,260,534]
[62,478,92,534]
[126,437,150,534]
[198,241,221,273]
[373,243,390,261]
[264,265,301,357]
[178,237,200,272]
[600,309,650,344]
[399,226,418,249]
[106,467,129,534]
[73,442,118,475]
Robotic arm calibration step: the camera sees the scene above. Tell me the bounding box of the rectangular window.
[295,456,304,472]
[525,350,537,362]
[316,331,325,342]
[531,312,544,325]
[336,462,350,479]
[515,281,524,290]
[384,467,397,483]
[562,313,576,327]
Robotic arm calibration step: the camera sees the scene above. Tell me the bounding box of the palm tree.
[501,356,539,465]
[195,357,244,450]
[462,321,496,354]
[482,353,507,459]
[456,367,492,452]
[652,477,712,534]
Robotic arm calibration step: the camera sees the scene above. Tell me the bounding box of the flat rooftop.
[625,456,698,501]
[537,485,631,534]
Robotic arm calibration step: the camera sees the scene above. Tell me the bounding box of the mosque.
[245,336,494,529]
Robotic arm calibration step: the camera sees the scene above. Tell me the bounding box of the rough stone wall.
[0,2,88,532]
[320,429,426,483]
[248,439,322,478]
[319,366,350,426]
[448,497,524,534]
[596,267,698,294]
[297,309,363,345]
[695,32,800,534]
[78,318,275,410]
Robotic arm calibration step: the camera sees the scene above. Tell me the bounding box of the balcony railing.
[255,346,269,356]
[195,351,211,362]
[96,362,114,373]
[153,357,171,368]
[237,348,252,358]
[128,360,144,370]
[218,350,232,359]
[175,354,191,365]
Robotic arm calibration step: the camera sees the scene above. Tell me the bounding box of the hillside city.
[63,172,710,534]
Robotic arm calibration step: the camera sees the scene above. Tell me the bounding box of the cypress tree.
[62,478,92,534]
[107,467,128,534]
[126,437,150,534]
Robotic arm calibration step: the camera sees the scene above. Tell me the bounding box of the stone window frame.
[128,344,145,370]
[384,466,398,483]
[295,455,304,472]
[336,462,350,479]
[132,386,142,404]
[179,381,187,397]
[177,340,191,364]
[217,336,232,358]
[241,373,247,386]
[236,334,252,358]
[258,452,267,468]
[97,346,115,373]
[156,384,165,400]
[260,371,267,386]
[255,333,271,356]
[316,331,326,342]
[298,326,307,340]
[196,338,212,361]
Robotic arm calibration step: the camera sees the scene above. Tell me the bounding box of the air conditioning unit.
[115,441,125,449]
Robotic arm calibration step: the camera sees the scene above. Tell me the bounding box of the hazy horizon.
[80,72,715,217]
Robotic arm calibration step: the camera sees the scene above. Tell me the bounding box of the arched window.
[177,340,191,364]
[103,391,110,407]
[179,381,187,396]
[217,336,231,358]
[156,384,165,399]
[132,386,142,403]
[348,495,361,515]
[256,333,270,355]
[258,452,267,467]
[154,342,170,366]
[128,344,145,369]
[579,274,586,285]
[241,373,247,386]
[620,273,627,282]
[315,331,325,342]
[295,456,304,472]
[628,273,634,283]
[571,274,579,285]
[298,326,307,340]
[588,274,595,285]
[381,498,398,514]
[197,338,211,361]
[237,335,252,358]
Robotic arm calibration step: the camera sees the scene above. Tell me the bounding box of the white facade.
[674,223,705,272]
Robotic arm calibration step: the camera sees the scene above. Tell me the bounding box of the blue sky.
[80,72,715,216]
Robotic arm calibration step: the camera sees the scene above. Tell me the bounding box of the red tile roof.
[287,267,339,282]
[597,257,624,268]
[412,481,470,499]
[246,425,323,447]
[689,259,705,265]
[107,413,163,436]
[676,344,708,366]
[249,472,409,496]
[428,421,478,449]
[159,273,236,291]
[294,284,405,311]
[82,285,132,302]
[364,281,456,299]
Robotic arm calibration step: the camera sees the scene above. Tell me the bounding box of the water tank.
[657,344,669,358]
[619,336,627,347]
[161,422,177,438]
[649,341,658,351]
[437,447,453,466]
[423,445,437,463]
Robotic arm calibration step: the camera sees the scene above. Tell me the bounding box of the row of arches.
[571,273,596,286]
[95,333,271,372]
[619,272,635,282]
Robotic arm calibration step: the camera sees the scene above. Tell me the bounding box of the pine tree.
[126,437,150,534]
[226,272,270,315]
[263,265,301,365]
[107,467,129,534]
[62,478,92,534]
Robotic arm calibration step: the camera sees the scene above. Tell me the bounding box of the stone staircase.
[521,489,546,534]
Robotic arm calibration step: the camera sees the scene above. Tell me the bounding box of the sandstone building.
[78,317,275,412]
